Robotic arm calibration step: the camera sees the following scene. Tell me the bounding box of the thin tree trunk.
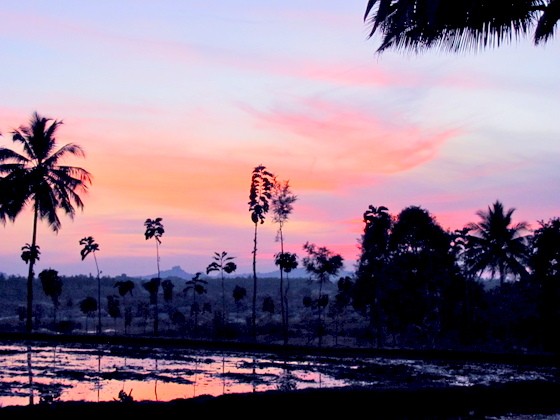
[154,241,160,336]
[94,253,101,335]
[252,222,258,341]
[221,273,226,325]
[278,229,287,345]
[26,205,39,334]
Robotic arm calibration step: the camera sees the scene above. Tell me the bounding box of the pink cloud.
[241,97,459,189]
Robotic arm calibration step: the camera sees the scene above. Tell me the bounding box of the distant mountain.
[141,265,198,280]
[141,266,353,281]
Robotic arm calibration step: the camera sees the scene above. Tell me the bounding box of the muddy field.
[1,335,560,417]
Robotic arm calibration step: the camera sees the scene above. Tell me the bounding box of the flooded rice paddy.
[0,340,558,408]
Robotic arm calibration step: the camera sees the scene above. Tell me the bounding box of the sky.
[1,1,559,279]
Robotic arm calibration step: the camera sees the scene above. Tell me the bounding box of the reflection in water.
[95,347,101,403]
[252,357,257,393]
[222,354,225,395]
[192,357,198,398]
[1,341,557,408]
[26,344,33,406]
[153,357,158,401]
[277,360,296,392]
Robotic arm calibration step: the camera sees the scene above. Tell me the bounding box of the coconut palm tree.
[364,0,559,54]
[79,236,102,334]
[248,164,275,340]
[0,111,92,333]
[464,200,530,287]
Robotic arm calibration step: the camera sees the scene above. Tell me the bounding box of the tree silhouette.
[144,217,164,278]
[144,217,164,335]
[274,251,298,344]
[0,111,91,333]
[161,279,175,303]
[387,205,457,347]
[232,285,247,315]
[206,251,237,326]
[21,243,41,265]
[302,242,344,347]
[79,297,97,333]
[184,272,207,333]
[106,295,121,333]
[464,200,530,287]
[38,268,63,327]
[79,236,102,334]
[248,164,275,340]
[114,280,135,334]
[364,0,559,54]
[271,179,297,345]
[528,217,560,351]
[354,205,392,347]
[142,278,161,335]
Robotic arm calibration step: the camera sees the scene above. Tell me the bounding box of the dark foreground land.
[2,381,560,419]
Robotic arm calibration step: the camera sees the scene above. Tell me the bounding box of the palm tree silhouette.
[144,217,164,278]
[0,111,91,333]
[464,200,530,287]
[79,236,102,334]
[144,217,164,335]
[364,0,559,54]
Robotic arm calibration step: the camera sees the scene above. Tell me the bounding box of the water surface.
[0,341,557,408]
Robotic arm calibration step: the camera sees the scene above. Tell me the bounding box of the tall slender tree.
[0,111,91,333]
[248,164,275,340]
[144,217,164,335]
[79,236,102,334]
[271,180,297,345]
[206,251,237,326]
[464,200,530,287]
[302,242,344,347]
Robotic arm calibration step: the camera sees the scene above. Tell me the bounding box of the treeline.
[1,199,559,355]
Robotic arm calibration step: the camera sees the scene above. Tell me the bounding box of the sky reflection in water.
[0,342,557,408]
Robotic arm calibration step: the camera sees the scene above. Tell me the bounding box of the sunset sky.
[1,1,559,279]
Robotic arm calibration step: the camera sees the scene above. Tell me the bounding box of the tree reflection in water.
[1,341,558,408]
[26,345,33,406]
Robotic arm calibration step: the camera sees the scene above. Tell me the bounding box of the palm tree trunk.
[252,222,258,341]
[26,205,39,334]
